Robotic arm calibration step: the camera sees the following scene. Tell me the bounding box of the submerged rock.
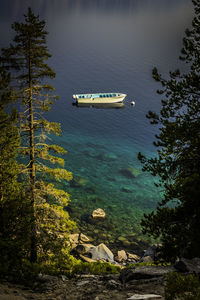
[121,186,133,193]
[70,176,88,188]
[118,236,127,242]
[92,208,106,219]
[120,166,142,179]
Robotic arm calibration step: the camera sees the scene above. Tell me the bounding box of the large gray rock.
[174,257,200,275]
[119,266,173,285]
[141,244,161,261]
[90,243,114,262]
[72,242,114,263]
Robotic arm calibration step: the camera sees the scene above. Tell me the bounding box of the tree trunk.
[28,48,37,263]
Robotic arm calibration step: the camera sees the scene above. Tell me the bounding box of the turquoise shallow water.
[0,0,194,252]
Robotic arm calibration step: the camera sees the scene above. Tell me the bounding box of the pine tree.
[0,8,74,263]
[138,0,200,260]
[0,67,30,273]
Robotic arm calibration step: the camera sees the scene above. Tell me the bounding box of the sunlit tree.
[0,8,74,263]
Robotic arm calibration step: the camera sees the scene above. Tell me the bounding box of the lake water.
[0,0,194,252]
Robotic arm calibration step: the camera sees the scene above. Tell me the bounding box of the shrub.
[165,272,200,300]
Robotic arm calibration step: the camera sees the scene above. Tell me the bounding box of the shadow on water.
[73,102,125,109]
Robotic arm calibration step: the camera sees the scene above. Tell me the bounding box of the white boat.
[72,92,127,104]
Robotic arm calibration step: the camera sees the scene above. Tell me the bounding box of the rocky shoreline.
[1,231,200,300]
[1,256,200,299]
[69,233,156,266]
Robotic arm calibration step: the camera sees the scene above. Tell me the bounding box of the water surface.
[0,0,194,252]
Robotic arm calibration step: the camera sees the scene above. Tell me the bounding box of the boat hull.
[73,93,126,104]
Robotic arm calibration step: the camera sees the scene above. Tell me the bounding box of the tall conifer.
[138,0,200,259]
[0,8,74,263]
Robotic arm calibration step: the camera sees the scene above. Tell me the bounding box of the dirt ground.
[0,274,165,300]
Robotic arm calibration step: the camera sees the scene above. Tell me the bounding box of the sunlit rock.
[92,208,106,219]
[90,243,114,262]
[127,253,140,262]
[116,250,127,262]
[69,233,91,248]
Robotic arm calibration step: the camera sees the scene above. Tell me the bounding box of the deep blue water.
[0,0,194,250]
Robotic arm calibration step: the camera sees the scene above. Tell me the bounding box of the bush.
[72,261,121,275]
[39,252,121,277]
[165,272,200,300]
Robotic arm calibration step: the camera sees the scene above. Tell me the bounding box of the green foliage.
[138,0,200,260]
[126,261,171,269]
[71,261,121,275]
[34,250,121,277]
[165,272,200,300]
[0,67,32,276]
[0,8,75,266]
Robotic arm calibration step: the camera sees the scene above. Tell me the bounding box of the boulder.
[72,242,114,262]
[174,257,200,275]
[127,294,162,299]
[71,243,95,256]
[69,233,91,248]
[127,253,140,262]
[90,243,114,262]
[141,244,161,261]
[140,256,153,263]
[116,250,128,262]
[92,208,106,219]
[119,266,173,285]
